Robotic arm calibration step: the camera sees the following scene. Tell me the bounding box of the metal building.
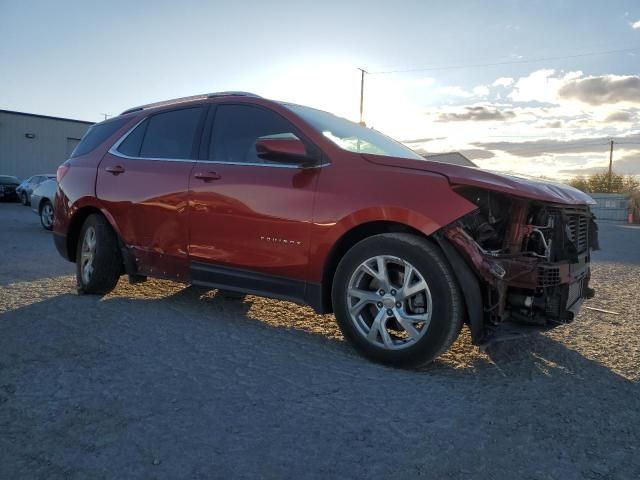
[588,193,631,222]
[0,109,93,180]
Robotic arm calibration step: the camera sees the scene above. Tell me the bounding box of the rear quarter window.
[70,117,128,158]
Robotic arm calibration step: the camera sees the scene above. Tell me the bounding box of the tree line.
[567,171,639,194]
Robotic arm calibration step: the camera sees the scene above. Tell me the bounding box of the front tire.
[21,192,29,206]
[332,233,463,367]
[76,214,122,295]
[39,200,54,230]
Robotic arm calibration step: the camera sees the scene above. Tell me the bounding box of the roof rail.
[120,91,262,115]
[207,91,262,98]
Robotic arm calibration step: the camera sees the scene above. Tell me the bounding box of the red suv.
[54,92,598,366]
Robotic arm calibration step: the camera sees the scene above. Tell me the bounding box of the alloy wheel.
[346,255,433,350]
[80,226,97,284]
[41,203,54,228]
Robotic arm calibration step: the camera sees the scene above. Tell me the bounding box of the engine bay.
[444,186,599,343]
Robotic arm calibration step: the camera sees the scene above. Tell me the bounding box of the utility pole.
[100,113,110,121]
[357,68,367,125]
[608,139,614,193]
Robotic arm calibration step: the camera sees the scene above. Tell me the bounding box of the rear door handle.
[194,171,221,182]
[106,165,125,175]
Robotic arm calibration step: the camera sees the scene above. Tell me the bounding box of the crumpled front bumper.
[440,220,596,345]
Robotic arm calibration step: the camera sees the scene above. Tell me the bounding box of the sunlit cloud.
[492,77,515,88]
[558,75,640,105]
[472,85,490,97]
[432,86,473,98]
[603,110,636,123]
[508,69,582,103]
[472,133,640,158]
[436,105,516,122]
[560,152,640,175]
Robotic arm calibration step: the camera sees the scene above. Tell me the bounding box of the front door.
[97,106,206,279]
[188,103,321,289]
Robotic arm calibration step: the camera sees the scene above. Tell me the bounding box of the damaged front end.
[442,186,599,345]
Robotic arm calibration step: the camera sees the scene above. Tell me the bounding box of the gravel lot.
[1,202,638,479]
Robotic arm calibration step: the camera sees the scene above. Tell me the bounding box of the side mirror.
[255,137,312,164]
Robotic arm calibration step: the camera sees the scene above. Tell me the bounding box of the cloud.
[492,77,514,88]
[436,86,474,98]
[558,75,640,105]
[473,134,640,158]
[603,111,635,122]
[458,149,496,159]
[508,69,582,103]
[401,137,445,144]
[537,120,564,128]
[436,105,516,122]
[560,152,640,175]
[472,85,490,97]
[632,20,640,29]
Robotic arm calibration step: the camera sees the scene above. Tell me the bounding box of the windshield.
[283,104,424,160]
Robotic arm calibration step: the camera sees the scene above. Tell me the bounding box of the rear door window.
[138,107,204,159]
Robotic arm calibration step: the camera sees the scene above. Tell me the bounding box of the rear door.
[96,106,206,279]
[188,103,321,286]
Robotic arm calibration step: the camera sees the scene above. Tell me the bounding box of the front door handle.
[194,171,221,182]
[106,165,125,175]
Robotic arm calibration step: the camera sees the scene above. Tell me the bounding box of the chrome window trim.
[108,118,329,169]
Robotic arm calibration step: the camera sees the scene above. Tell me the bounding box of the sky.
[1,0,639,178]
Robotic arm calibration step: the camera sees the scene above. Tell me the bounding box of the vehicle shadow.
[2,280,639,479]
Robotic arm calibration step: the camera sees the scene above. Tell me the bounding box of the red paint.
[188,163,318,280]
[96,154,194,280]
[363,154,596,205]
[54,94,595,293]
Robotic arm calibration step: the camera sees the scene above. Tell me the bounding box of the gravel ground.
[0,203,638,479]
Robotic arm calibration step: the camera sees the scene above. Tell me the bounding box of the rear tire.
[332,233,463,367]
[76,214,122,295]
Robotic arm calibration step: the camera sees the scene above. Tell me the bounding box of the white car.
[30,179,58,230]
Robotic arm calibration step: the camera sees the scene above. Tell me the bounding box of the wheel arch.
[65,206,108,263]
[317,220,484,343]
[319,220,429,314]
[37,196,52,213]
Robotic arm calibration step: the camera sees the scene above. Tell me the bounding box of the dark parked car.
[16,174,56,206]
[30,179,57,230]
[0,175,20,202]
[53,92,599,367]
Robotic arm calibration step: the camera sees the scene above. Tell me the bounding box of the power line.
[368,46,640,75]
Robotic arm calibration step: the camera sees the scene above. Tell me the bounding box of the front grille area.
[538,265,560,287]
[547,206,590,254]
[566,213,589,253]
